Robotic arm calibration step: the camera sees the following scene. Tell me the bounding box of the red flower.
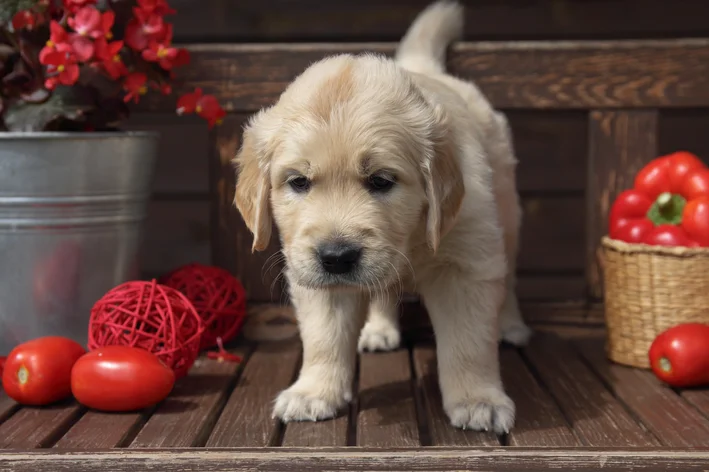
[177,88,226,128]
[68,6,102,38]
[124,13,164,51]
[142,41,178,70]
[39,21,69,62]
[11,10,37,31]
[62,0,97,13]
[172,48,190,68]
[123,72,148,103]
[42,50,80,88]
[99,11,116,40]
[95,39,127,79]
[137,0,176,16]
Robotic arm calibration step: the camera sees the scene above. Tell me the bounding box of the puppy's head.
[234,54,464,292]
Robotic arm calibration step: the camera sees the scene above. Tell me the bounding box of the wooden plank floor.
[2,303,709,470]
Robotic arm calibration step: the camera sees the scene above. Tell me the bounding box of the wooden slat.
[5,448,709,471]
[500,348,580,447]
[140,40,709,112]
[576,338,709,447]
[211,115,285,302]
[522,332,658,447]
[412,346,498,446]
[660,110,709,162]
[681,390,709,422]
[0,392,17,424]
[515,274,586,302]
[128,346,251,448]
[124,113,210,195]
[586,109,659,298]
[205,342,300,447]
[171,0,709,42]
[518,197,585,272]
[53,411,145,449]
[141,199,211,278]
[508,111,587,193]
[357,350,419,447]
[281,414,349,447]
[0,401,84,449]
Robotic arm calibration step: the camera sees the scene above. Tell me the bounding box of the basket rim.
[601,235,709,256]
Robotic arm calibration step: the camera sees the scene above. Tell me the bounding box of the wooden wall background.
[130,0,709,311]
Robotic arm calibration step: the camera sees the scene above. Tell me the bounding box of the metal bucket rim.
[0,130,160,140]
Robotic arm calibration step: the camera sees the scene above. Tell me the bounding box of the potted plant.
[0,0,224,354]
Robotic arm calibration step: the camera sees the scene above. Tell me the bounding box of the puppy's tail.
[395,1,464,75]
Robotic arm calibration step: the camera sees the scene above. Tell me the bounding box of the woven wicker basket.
[601,236,709,368]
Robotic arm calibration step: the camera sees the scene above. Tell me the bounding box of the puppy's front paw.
[357,319,401,352]
[445,390,516,435]
[272,384,349,422]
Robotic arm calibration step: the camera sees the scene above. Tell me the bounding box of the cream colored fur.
[233,0,532,434]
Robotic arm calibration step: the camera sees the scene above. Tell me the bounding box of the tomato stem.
[17,365,29,385]
[659,357,672,373]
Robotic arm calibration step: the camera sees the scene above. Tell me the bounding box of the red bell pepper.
[608,151,709,246]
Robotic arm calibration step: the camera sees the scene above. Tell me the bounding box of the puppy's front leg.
[273,283,367,422]
[420,269,515,435]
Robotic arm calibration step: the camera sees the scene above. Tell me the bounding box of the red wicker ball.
[88,279,205,378]
[161,263,247,349]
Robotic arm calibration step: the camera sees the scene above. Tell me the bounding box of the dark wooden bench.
[2,38,709,470]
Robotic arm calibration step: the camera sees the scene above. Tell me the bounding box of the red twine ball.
[161,263,247,349]
[88,279,204,378]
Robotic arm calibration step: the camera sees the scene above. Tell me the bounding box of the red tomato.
[681,168,709,202]
[649,323,709,387]
[613,219,653,243]
[682,196,709,247]
[0,357,5,377]
[608,190,653,240]
[2,336,86,405]
[643,224,691,247]
[71,346,175,412]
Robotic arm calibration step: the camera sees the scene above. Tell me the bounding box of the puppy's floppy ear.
[233,108,281,252]
[420,105,465,253]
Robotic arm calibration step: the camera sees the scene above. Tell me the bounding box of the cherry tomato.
[643,224,692,247]
[71,346,175,412]
[649,323,709,388]
[2,336,86,405]
[608,190,653,240]
[680,167,709,201]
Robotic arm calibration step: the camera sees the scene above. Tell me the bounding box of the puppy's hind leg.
[358,290,401,353]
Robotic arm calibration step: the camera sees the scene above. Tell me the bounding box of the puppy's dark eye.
[288,176,311,193]
[367,174,395,193]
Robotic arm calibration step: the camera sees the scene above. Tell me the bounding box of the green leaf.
[0,0,39,26]
[3,85,97,131]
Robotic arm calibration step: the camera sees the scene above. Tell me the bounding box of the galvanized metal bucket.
[0,131,159,354]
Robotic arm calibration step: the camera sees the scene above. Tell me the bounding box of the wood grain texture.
[170,0,709,42]
[522,332,658,447]
[412,346,498,446]
[128,346,251,448]
[281,414,349,447]
[139,40,709,112]
[500,348,580,447]
[357,350,419,447]
[211,115,286,303]
[124,113,211,195]
[576,338,709,447]
[141,199,211,278]
[205,341,300,447]
[53,411,145,449]
[515,274,586,302]
[4,448,709,471]
[0,401,84,448]
[586,109,659,298]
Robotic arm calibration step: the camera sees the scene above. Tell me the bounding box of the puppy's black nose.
[317,242,362,275]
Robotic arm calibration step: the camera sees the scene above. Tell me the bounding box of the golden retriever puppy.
[233,0,532,434]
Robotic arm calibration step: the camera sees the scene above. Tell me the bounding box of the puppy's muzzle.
[316,240,362,275]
